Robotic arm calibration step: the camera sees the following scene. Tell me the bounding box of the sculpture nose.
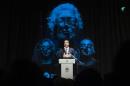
[63,25,69,33]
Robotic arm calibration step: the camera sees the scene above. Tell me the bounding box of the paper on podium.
[59,59,75,64]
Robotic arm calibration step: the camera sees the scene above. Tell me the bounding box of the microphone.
[71,54,85,65]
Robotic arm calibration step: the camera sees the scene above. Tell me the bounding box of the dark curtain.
[0,0,129,77]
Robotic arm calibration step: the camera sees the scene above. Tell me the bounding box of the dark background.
[0,0,129,78]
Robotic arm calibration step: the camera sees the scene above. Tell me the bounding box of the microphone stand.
[71,54,84,78]
[71,54,84,65]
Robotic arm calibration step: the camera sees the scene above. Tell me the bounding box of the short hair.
[64,40,69,42]
[47,3,83,32]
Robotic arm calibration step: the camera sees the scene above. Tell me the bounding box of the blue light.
[80,39,95,57]
[47,3,84,40]
[32,39,55,65]
[43,71,56,79]
[43,71,50,79]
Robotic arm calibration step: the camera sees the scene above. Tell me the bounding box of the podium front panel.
[59,59,75,79]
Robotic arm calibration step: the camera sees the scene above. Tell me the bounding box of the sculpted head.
[47,3,83,40]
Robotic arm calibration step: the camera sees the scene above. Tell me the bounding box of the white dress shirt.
[64,47,69,54]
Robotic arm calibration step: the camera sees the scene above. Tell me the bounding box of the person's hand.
[63,53,71,58]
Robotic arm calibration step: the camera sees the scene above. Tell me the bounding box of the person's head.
[64,40,69,48]
[80,39,95,57]
[47,3,83,40]
[37,39,55,57]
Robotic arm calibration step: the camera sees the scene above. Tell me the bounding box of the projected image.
[47,3,83,40]
[80,39,95,57]
[32,39,55,66]
[32,3,96,79]
[77,39,96,72]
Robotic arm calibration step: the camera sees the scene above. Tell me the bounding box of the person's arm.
[72,48,80,59]
[56,48,63,58]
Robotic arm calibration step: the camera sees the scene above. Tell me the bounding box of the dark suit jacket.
[56,47,78,59]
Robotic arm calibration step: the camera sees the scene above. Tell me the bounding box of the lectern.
[59,59,75,79]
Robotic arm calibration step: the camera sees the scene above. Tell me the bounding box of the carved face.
[80,39,95,57]
[48,3,83,40]
[40,41,52,57]
[56,11,77,39]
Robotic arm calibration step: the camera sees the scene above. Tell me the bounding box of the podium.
[59,59,75,79]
